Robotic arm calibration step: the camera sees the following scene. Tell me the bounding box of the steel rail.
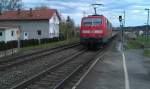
[53,49,106,89]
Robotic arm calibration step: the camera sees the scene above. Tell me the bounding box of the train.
[80,15,113,49]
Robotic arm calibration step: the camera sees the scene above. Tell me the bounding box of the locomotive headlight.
[94,30,103,33]
[82,30,90,33]
[82,30,103,34]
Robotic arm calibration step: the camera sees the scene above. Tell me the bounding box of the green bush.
[126,36,150,49]
[0,37,64,51]
[144,49,150,57]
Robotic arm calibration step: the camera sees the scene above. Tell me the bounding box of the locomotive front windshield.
[82,18,102,26]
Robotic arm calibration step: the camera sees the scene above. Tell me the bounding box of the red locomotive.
[80,15,113,48]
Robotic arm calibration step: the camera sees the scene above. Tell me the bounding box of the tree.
[66,16,74,28]
[59,20,68,39]
[60,16,76,40]
[0,0,22,11]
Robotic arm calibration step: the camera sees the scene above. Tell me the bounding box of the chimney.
[0,8,2,15]
[29,8,32,16]
[17,8,21,15]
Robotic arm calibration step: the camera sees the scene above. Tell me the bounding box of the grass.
[144,49,150,57]
[125,35,150,57]
[125,36,150,49]
[19,38,80,52]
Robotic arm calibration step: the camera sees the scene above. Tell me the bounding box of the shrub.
[0,37,64,51]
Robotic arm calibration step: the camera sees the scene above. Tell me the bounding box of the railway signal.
[119,15,124,50]
[119,16,122,22]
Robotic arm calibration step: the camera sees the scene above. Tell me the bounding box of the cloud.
[22,0,150,26]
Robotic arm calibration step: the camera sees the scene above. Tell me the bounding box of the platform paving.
[125,49,150,89]
[75,47,150,89]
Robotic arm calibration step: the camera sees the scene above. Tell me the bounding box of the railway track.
[10,49,87,89]
[0,43,80,70]
[0,43,84,89]
[10,48,106,89]
[9,36,115,89]
[0,33,116,89]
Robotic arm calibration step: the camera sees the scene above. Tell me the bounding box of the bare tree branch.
[0,0,22,11]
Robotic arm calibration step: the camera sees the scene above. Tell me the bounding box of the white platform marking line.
[122,51,130,89]
[72,52,106,89]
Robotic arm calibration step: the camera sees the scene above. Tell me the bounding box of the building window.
[37,30,42,36]
[0,32,2,36]
[25,33,27,36]
[11,31,14,36]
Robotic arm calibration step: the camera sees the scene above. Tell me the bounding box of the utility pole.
[123,10,126,48]
[145,8,149,44]
[123,10,126,27]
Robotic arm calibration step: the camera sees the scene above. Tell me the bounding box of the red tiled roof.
[0,24,18,28]
[0,9,60,21]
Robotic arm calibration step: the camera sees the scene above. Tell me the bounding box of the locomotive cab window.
[82,18,102,26]
[82,19,93,26]
[92,18,102,25]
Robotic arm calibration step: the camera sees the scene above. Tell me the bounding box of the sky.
[22,0,150,27]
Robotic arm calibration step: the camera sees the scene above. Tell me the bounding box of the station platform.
[74,45,150,89]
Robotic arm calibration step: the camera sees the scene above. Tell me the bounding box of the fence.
[0,48,18,58]
[0,37,63,51]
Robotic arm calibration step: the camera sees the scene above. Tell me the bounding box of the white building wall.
[49,13,60,38]
[5,28,18,42]
[0,20,49,40]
